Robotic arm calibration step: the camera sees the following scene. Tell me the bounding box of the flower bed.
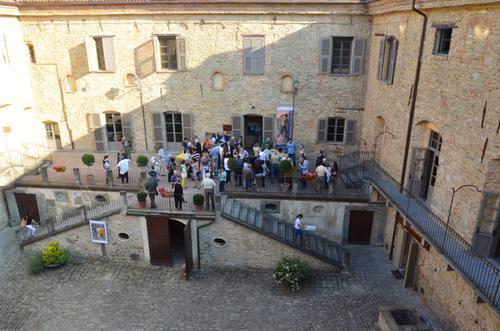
[273,256,311,291]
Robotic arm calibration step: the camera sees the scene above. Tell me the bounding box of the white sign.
[89,220,108,244]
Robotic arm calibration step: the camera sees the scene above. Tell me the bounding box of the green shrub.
[136,155,149,167]
[137,191,148,202]
[41,242,71,266]
[81,153,95,167]
[279,160,294,175]
[273,256,311,291]
[29,252,44,275]
[193,193,205,206]
[227,158,239,172]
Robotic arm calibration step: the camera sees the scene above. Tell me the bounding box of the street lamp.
[442,184,482,249]
[291,79,300,139]
[135,76,149,151]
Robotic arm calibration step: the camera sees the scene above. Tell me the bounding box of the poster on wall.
[89,220,108,244]
[276,106,294,146]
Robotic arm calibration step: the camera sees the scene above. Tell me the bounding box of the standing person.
[299,156,310,189]
[315,150,325,167]
[287,137,296,164]
[243,159,253,190]
[201,174,216,211]
[26,213,39,238]
[223,154,232,182]
[219,169,227,193]
[294,214,304,245]
[103,155,112,184]
[151,153,160,174]
[145,171,158,209]
[117,154,130,184]
[330,159,339,189]
[158,145,166,176]
[121,135,131,159]
[180,160,188,188]
[315,161,327,193]
[172,179,184,210]
[270,149,281,183]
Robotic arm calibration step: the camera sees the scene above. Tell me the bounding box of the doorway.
[164,112,183,152]
[347,210,374,244]
[146,217,185,267]
[105,112,123,151]
[169,220,186,266]
[243,115,263,150]
[15,193,40,224]
[44,122,63,151]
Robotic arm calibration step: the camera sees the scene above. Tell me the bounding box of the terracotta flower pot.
[194,204,204,211]
[138,200,147,208]
[161,191,173,198]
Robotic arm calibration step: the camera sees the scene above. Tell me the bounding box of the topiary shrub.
[41,241,71,266]
[137,191,148,202]
[136,155,149,167]
[29,252,44,275]
[273,256,311,291]
[227,158,239,172]
[81,153,95,167]
[279,160,294,176]
[193,193,205,206]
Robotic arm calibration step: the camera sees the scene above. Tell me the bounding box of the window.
[428,131,442,187]
[212,72,224,91]
[280,75,294,93]
[45,123,55,139]
[165,113,183,143]
[317,118,357,144]
[85,36,115,72]
[376,36,398,84]
[243,36,265,75]
[433,27,453,55]
[326,118,345,142]
[25,42,36,63]
[158,36,177,70]
[105,113,123,143]
[319,37,365,75]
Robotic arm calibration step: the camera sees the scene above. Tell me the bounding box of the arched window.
[280,75,294,93]
[65,75,77,93]
[125,73,136,86]
[212,72,224,91]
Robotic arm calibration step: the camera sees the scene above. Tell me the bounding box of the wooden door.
[347,210,374,244]
[15,193,40,223]
[146,217,171,266]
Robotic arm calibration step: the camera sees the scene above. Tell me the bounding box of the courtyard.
[0,226,442,331]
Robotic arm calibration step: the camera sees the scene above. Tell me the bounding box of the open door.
[184,219,193,280]
[408,147,430,197]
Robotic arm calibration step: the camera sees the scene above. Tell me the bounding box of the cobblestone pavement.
[0,226,442,331]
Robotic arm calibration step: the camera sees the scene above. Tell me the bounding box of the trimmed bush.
[193,193,205,206]
[136,155,149,167]
[137,191,148,202]
[29,252,44,275]
[273,256,311,291]
[81,153,95,167]
[279,160,294,175]
[41,242,71,266]
[227,158,239,172]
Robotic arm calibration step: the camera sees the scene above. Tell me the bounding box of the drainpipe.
[399,0,427,192]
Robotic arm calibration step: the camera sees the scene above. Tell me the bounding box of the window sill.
[157,69,179,73]
[90,70,115,74]
[243,73,265,76]
[377,79,394,86]
[431,53,449,59]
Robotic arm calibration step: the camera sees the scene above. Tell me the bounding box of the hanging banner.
[276,106,294,146]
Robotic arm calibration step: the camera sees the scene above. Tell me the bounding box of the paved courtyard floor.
[0,226,443,331]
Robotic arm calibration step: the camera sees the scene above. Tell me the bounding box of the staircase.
[221,196,348,270]
[336,151,372,189]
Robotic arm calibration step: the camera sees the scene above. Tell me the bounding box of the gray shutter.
[182,113,193,140]
[253,37,264,75]
[153,36,161,71]
[121,112,132,148]
[102,37,115,71]
[350,38,366,75]
[387,38,398,84]
[317,119,327,142]
[319,37,332,74]
[432,29,440,55]
[345,120,357,145]
[152,113,164,147]
[263,116,274,141]
[134,39,156,78]
[92,113,105,151]
[85,37,98,72]
[243,38,252,74]
[376,37,386,80]
[176,36,186,71]
[232,116,243,138]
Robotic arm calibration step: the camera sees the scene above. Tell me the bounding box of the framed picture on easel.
[89,220,108,244]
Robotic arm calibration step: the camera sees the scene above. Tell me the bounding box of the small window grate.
[390,309,417,326]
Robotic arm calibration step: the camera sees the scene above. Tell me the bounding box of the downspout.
[390,0,427,260]
[399,0,427,192]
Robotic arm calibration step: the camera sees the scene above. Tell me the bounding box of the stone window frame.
[376,35,398,85]
[317,117,357,145]
[432,24,455,57]
[152,34,187,72]
[242,35,265,75]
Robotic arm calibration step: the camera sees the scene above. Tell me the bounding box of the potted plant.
[137,191,148,208]
[273,256,311,292]
[53,165,66,172]
[81,153,95,184]
[136,155,149,172]
[279,160,294,192]
[158,185,173,198]
[193,193,205,211]
[41,241,71,268]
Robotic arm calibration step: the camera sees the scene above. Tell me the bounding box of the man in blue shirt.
[287,137,296,163]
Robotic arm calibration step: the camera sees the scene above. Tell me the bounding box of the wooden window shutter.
[263,116,274,141]
[102,37,115,71]
[432,29,440,55]
[376,37,386,80]
[253,37,265,75]
[153,36,161,72]
[319,37,332,74]
[176,36,187,71]
[243,38,252,74]
[350,38,366,75]
[182,113,193,140]
[345,120,357,145]
[121,112,133,145]
[387,38,398,84]
[91,113,105,151]
[85,37,98,72]
[317,119,327,142]
[134,39,156,78]
[152,113,165,147]
[232,116,243,138]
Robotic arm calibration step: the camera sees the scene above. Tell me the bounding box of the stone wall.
[199,215,338,270]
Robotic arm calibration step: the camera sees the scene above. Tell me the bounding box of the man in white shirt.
[294,214,304,245]
[117,154,130,184]
[315,163,327,193]
[201,174,216,210]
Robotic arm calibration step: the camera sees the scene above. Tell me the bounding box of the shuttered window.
[327,118,345,143]
[86,36,115,72]
[319,37,365,75]
[317,117,357,144]
[376,36,398,84]
[153,35,187,71]
[243,36,265,75]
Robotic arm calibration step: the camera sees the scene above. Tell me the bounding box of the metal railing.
[368,163,500,308]
[221,196,347,269]
[127,193,216,213]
